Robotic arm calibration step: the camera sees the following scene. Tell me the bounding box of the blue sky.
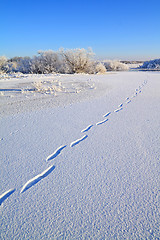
[0,0,160,60]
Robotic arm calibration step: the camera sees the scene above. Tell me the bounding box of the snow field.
[0,72,159,239]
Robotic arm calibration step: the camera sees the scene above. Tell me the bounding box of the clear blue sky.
[0,0,160,60]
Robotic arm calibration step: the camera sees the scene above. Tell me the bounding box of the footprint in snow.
[125,97,129,101]
[21,165,55,193]
[46,145,67,162]
[70,135,88,147]
[81,125,93,133]
[10,130,19,136]
[126,100,131,104]
[0,189,15,205]
[103,112,111,118]
[114,107,123,113]
[96,119,109,125]
[118,103,123,108]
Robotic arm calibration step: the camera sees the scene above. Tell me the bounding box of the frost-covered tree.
[9,57,22,63]
[3,57,22,73]
[95,62,106,74]
[0,56,32,73]
[16,57,32,73]
[2,61,17,73]
[0,56,7,73]
[60,48,95,73]
[103,60,129,71]
[1,48,105,74]
[31,50,61,74]
[140,59,160,70]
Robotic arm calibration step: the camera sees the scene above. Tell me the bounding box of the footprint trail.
[118,103,123,108]
[46,145,67,162]
[103,112,111,118]
[114,107,123,113]
[70,135,88,147]
[81,125,93,133]
[2,79,148,204]
[0,189,15,205]
[21,165,55,193]
[96,119,109,126]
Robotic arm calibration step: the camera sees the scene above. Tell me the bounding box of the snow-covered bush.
[103,60,129,71]
[0,56,7,73]
[1,48,112,74]
[16,57,32,73]
[31,50,61,74]
[0,56,32,73]
[2,61,17,73]
[95,62,106,74]
[60,48,95,74]
[140,59,160,70]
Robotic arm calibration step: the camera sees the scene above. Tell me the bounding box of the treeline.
[139,59,160,70]
[0,48,129,74]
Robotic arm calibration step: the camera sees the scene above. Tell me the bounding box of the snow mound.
[103,60,129,71]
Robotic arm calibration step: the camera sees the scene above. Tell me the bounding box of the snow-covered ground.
[127,63,143,69]
[0,72,160,239]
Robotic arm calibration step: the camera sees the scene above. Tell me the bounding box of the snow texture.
[0,72,160,239]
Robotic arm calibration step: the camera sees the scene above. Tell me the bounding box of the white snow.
[0,71,160,239]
